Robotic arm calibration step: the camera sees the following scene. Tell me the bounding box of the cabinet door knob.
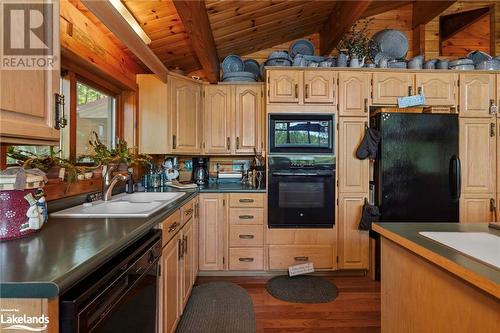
[168,222,179,233]
[408,86,413,96]
[172,135,177,149]
[294,84,298,98]
[227,137,231,150]
[305,84,309,99]
[236,137,240,149]
[364,98,368,113]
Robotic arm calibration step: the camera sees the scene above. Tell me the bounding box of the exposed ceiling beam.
[80,0,169,82]
[412,0,457,29]
[361,1,412,19]
[173,0,220,83]
[320,0,374,56]
[440,6,491,41]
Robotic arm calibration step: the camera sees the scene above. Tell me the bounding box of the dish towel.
[356,128,380,160]
[358,202,381,231]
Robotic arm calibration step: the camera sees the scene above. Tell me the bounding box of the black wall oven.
[268,156,335,228]
[269,114,334,154]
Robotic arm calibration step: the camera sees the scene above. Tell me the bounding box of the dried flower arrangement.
[337,18,374,59]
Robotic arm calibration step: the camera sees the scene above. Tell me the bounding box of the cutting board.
[419,232,500,269]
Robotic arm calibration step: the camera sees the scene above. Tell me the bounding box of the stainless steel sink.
[51,192,186,218]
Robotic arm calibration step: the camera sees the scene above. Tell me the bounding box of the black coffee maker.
[192,157,209,185]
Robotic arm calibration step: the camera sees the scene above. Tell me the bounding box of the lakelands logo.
[0,308,49,332]
[0,0,58,69]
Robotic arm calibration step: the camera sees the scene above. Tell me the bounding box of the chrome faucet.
[102,165,129,201]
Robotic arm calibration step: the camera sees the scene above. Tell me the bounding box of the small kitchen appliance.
[192,157,209,185]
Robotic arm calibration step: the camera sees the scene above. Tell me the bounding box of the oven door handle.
[271,172,333,177]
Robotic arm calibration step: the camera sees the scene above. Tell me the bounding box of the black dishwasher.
[60,230,161,333]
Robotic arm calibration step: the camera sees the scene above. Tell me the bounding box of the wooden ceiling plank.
[319,0,373,55]
[80,0,169,82]
[172,0,220,83]
[412,0,457,28]
[361,1,412,18]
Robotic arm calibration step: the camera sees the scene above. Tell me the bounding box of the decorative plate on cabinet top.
[370,29,408,61]
[222,54,244,73]
[467,50,492,65]
[289,39,315,58]
[243,59,261,78]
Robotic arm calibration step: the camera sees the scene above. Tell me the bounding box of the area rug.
[176,281,256,333]
[266,275,338,303]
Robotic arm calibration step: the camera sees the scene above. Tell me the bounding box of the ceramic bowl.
[475,59,500,70]
[449,58,474,67]
[243,59,260,78]
[450,64,475,70]
[467,50,492,65]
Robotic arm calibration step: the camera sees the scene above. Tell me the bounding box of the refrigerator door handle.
[450,155,461,200]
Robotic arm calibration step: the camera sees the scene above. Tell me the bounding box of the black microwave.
[269,114,335,154]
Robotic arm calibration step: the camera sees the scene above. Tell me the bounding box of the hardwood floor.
[195,275,381,333]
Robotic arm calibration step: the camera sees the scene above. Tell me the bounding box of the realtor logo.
[1,0,58,69]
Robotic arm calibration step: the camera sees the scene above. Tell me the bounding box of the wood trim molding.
[173,0,220,83]
[80,0,169,83]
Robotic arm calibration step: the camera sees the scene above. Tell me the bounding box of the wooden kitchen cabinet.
[303,71,336,104]
[162,232,181,333]
[267,69,300,103]
[234,85,263,154]
[460,195,496,223]
[459,74,496,117]
[372,72,413,105]
[181,218,194,308]
[203,84,263,155]
[198,193,226,270]
[338,117,370,193]
[338,193,369,269]
[267,69,336,106]
[338,72,370,116]
[415,73,457,106]
[459,118,496,195]
[0,2,61,144]
[169,75,203,154]
[138,74,202,154]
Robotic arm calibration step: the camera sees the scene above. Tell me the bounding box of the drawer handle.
[239,199,254,203]
[294,256,309,261]
[168,222,179,233]
[239,215,254,219]
[239,234,255,239]
[185,208,193,215]
[239,257,254,262]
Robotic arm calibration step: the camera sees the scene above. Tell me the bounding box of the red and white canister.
[0,167,48,241]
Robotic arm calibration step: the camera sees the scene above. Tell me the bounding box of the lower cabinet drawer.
[229,208,264,225]
[229,248,264,270]
[229,225,264,247]
[268,245,333,270]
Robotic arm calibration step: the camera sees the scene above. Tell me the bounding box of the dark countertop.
[0,191,198,299]
[372,223,500,298]
[198,181,266,193]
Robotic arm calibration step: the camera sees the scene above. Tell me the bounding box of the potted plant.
[337,18,374,67]
[80,131,152,170]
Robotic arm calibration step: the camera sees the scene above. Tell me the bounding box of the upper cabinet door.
[204,85,232,154]
[234,85,262,154]
[338,117,369,193]
[372,73,413,105]
[338,72,370,116]
[415,73,457,106]
[459,118,496,194]
[170,77,202,154]
[459,74,495,117]
[0,3,60,143]
[304,71,336,104]
[268,70,300,103]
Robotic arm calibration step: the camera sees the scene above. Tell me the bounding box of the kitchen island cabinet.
[373,223,499,333]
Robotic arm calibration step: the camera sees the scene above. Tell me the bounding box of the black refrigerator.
[372,112,460,223]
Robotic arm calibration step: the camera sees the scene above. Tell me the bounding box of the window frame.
[62,68,124,164]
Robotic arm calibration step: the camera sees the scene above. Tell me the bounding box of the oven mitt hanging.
[358,202,381,231]
[356,128,380,160]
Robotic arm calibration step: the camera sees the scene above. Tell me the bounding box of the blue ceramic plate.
[371,29,408,60]
[243,59,260,78]
[289,39,315,58]
[222,54,244,73]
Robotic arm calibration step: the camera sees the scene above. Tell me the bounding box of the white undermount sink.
[51,192,186,218]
